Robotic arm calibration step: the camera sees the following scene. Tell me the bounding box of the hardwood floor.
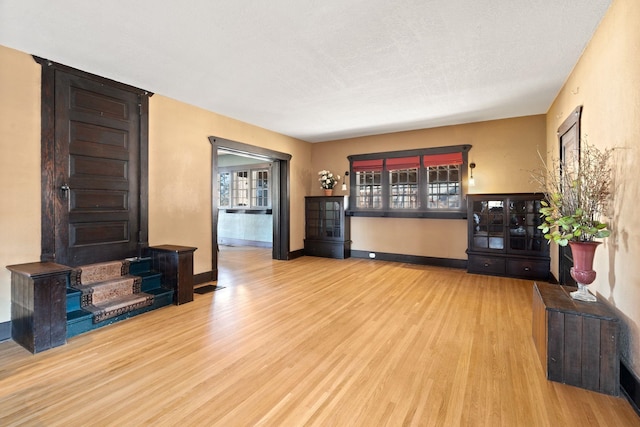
[0,247,638,426]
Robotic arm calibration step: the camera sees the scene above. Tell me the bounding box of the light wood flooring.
[0,247,638,426]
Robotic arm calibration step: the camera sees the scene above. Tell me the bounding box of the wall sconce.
[469,162,476,186]
[341,171,349,191]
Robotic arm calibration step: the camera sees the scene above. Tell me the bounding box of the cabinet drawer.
[506,259,549,280]
[468,255,506,275]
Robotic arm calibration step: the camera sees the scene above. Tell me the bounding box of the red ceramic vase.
[568,241,601,302]
[568,241,601,285]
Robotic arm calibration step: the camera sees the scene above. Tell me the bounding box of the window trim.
[347,145,471,219]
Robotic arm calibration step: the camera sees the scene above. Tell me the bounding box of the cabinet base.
[304,240,351,259]
[467,253,549,280]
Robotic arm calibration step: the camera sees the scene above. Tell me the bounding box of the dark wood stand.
[7,262,72,353]
[532,282,619,395]
[148,245,197,305]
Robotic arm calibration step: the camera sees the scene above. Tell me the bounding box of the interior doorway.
[217,153,273,249]
[209,137,291,281]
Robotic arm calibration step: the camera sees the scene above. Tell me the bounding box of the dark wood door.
[53,70,141,266]
[557,106,582,285]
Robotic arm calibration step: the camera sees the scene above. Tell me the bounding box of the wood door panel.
[55,70,140,265]
[70,155,129,181]
[70,190,128,212]
[70,222,129,247]
[70,86,130,120]
[70,121,129,151]
[68,211,130,226]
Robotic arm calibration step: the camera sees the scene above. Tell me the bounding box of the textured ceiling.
[0,1,611,142]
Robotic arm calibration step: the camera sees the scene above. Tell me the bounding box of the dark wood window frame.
[347,145,472,219]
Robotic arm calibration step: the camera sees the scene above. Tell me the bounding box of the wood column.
[148,245,197,305]
[7,262,72,353]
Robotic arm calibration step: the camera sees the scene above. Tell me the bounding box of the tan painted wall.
[309,115,547,259]
[149,95,311,274]
[546,0,640,373]
[0,45,42,324]
[0,45,312,323]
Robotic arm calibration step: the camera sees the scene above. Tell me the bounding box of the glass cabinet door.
[306,198,344,240]
[324,201,342,238]
[508,199,544,253]
[471,200,504,250]
[305,199,321,239]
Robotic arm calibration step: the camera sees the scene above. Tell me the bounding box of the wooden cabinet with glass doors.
[466,193,549,280]
[304,196,351,259]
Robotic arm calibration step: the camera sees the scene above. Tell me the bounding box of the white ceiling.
[0,1,611,143]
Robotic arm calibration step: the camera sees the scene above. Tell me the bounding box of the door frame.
[36,57,152,263]
[557,105,582,285]
[209,136,291,280]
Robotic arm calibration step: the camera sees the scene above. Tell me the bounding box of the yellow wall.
[0,44,312,323]
[148,95,311,275]
[0,46,41,324]
[546,0,640,373]
[310,115,546,259]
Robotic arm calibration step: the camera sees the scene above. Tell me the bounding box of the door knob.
[60,183,70,200]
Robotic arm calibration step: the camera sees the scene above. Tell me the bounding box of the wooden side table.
[148,245,197,305]
[532,282,619,395]
[7,262,72,353]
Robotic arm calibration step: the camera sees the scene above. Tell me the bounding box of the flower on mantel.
[318,170,340,189]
